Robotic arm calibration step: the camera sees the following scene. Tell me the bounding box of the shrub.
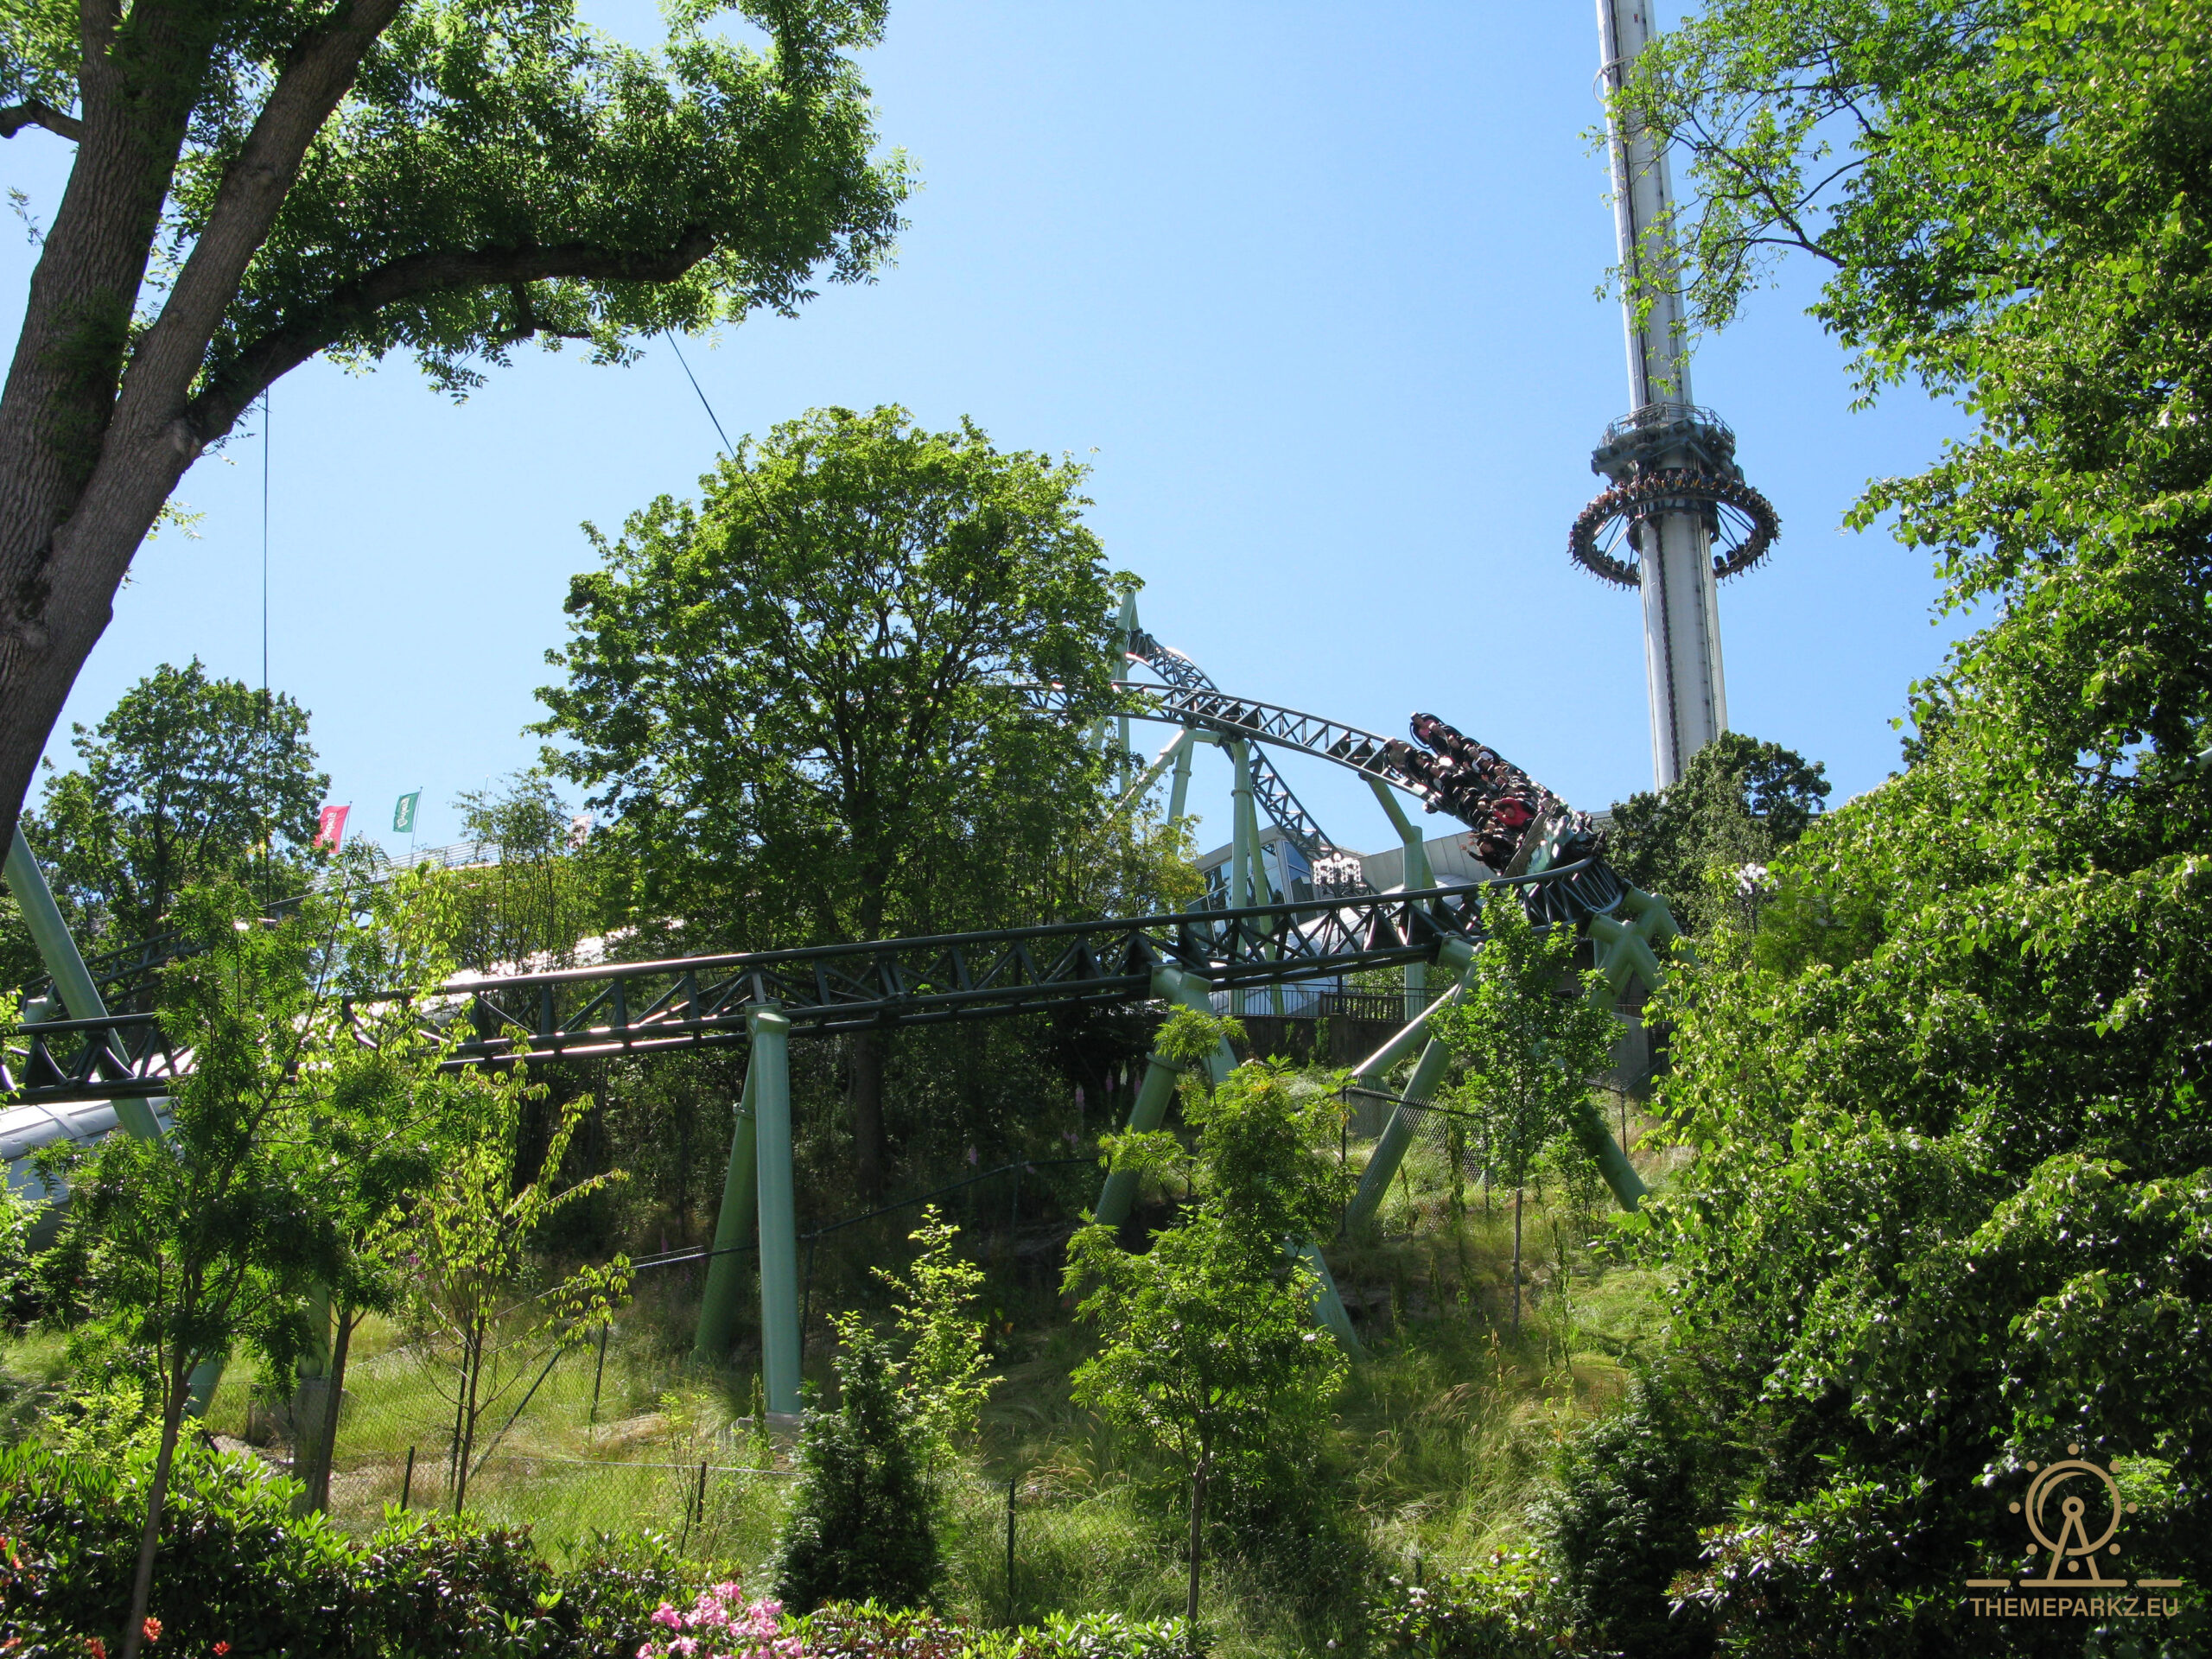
[791,1605,1187,1659]
[1367,1552,1560,1659]
[636,1578,796,1659]
[0,1440,689,1657]
[1539,1374,1720,1658]
[772,1323,941,1613]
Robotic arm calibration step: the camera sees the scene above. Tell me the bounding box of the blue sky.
[1,2,1968,864]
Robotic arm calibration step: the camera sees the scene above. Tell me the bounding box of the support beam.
[1229,740,1255,914]
[1292,1240,1363,1357]
[4,830,160,1141]
[1166,728,1198,830]
[1093,966,1229,1228]
[749,1007,801,1413]
[692,1062,760,1362]
[1364,778,1434,1021]
[1116,730,1194,819]
[1344,939,1478,1231]
[1114,592,1138,761]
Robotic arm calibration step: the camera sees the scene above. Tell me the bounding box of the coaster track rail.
[1,877,1602,1107]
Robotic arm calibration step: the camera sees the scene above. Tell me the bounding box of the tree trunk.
[849,1029,886,1201]
[454,1321,484,1515]
[119,1363,190,1659]
[307,1307,357,1512]
[1185,1453,1208,1655]
[1511,1185,1523,1333]
[0,0,410,847]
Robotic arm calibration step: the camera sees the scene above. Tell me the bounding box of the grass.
[0,1082,1676,1656]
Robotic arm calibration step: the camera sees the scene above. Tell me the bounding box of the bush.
[1539,1374,1720,1658]
[793,1604,1187,1659]
[0,1441,689,1657]
[772,1324,942,1614]
[1367,1553,1561,1658]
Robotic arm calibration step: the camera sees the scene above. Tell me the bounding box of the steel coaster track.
[1045,679,1629,923]
[1122,630,1354,863]
[0,876,1609,1107]
[1067,680,1455,819]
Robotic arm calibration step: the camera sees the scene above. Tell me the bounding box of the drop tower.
[1575,0,1780,788]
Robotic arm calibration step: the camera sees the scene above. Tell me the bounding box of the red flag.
[315,804,351,849]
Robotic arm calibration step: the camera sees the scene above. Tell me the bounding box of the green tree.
[0,0,909,860]
[447,768,605,973]
[537,404,1135,1196]
[1605,731,1830,936]
[1432,896,1620,1332]
[772,1318,943,1613]
[1063,1010,1350,1647]
[285,862,479,1513]
[1586,3,2212,1647]
[22,660,326,952]
[404,1053,631,1513]
[33,871,446,1659]
[870,1205,989,1479]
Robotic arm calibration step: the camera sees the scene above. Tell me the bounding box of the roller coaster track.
[1120,629,1353,862]
[1031,680,1629,922]
[0,878,1573,1107]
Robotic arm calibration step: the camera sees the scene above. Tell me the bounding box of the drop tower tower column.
[1578,0,1780,787]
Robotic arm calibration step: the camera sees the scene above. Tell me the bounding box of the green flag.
[392,791,422,835]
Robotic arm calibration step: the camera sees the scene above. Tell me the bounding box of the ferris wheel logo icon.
[2014,1446,2135,1586]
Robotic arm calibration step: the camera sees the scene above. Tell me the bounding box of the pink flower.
[652,1605,683,1630]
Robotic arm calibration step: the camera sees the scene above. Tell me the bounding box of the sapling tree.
[1063,1009,1351,1648]
[37,875,388,1659]
[870,1204,989,1480]
[772,1318,942,1612]
[1434,895,1620,1332]
[404,1052,631,1512]
[287,863,478,1512]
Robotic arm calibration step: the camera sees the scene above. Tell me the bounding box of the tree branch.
[112,0,412,439]
[0,101,84,142]
[186,228,717,442]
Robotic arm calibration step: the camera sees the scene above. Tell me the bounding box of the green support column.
[7,829,218,1405]
[1114,592,1137,761]
[1229,740,1255,913]
[1117,730,1193,819]
[1344,938,1478,1231]
[1166,729,1198,830]
[1364,779,1434,1021]
[1094,967,1229,1227]
[692,1062,760,1362]
[5,829,162,1143]
[1292,1240,1363,1355]
[749,1007,801,1414]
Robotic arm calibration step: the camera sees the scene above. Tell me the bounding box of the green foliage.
[0,1439,691,1656]
[1588,5,2212,1649]
[1065,1030,1351,1637]
[404,1054,632,1512]
[21,661,326,951]
[2,0,907,409]
[872,1205,990,1477]
[1605,732,1830,936]
[794,1603,1191,1658]
[1365,1553,1557,1659]
[773,1320,944,1615]
[0,1182,33,1324]
[1433,898,1620,1329]
[536,403,1141,952]
[447,770,607,974]
[1538,1373,1721,1659]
